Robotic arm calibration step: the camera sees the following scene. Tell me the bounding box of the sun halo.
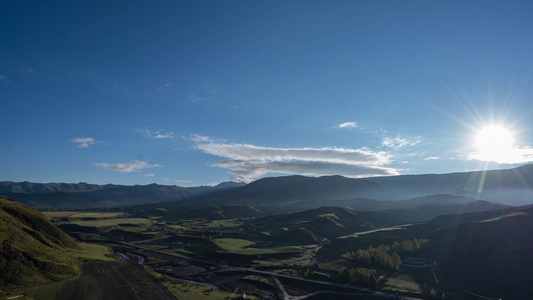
[473,125,515,162]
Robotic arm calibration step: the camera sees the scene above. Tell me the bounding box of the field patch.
[214,238,254,251]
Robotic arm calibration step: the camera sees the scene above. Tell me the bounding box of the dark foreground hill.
[419,206,533,299]
[0,196,81,288]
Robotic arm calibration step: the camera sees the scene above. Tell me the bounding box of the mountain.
[0,196,81,289]
[368,164,533,204]
[0,181,245,209]
[178,175,389,209]
[0,181,113,194]
[3,164,533,210]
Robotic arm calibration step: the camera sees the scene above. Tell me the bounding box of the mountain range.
[2,164,533,212]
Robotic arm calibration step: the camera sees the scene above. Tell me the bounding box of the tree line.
[338,267,378,288]
[342,238,429,271]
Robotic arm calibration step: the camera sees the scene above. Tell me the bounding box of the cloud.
[195,141,398,182]
[382,137,420,149]
[70,137,97,148]
[189,134,212,142]
[468,147,533,164]
[94,160,161,173]
[425,156,440,160]
[137,129,174,139]
[339,122,358,128]
[21,68,35,74]
[144,173,155,177]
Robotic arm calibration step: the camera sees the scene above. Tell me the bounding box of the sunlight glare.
[473,125,515,162]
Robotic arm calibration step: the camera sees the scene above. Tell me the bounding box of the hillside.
[0,196,81,288]
[246,206,405,245]
[163,204,262,221]
[419,206,533,299]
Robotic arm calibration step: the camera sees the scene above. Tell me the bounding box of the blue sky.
[2,0,533,186]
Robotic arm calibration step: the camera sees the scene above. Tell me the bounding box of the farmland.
[49,208,441,300]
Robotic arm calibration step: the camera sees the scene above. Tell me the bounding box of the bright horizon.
[2,1,533,187]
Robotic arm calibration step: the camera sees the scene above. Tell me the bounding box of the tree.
[391,252,401,270]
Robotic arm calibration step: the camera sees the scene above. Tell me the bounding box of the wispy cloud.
[94,160,161,173]
[382,136,420,149]
[144,173,155,177]
[425,156,440,160]
[195,141,398,182]
[189,134,212,142]
[70,137,98,148]
[137,129,175,139]
[21,68,35,74]
[338,122,358,128]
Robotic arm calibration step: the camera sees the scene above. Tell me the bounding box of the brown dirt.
[56,261,177,300]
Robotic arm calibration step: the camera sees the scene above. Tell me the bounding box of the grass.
[210,220,241,228]
[168,224,190,230]
[214,238,255,250]
[69,217,151,227]
[21,278,72,300]
[161,279,259,300]
[379,273,424,294]
[68,242,116,262]
[67,212,126,219]
[42,211,81,218]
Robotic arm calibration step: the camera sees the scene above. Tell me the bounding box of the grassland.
[43,211,127,219]
[41,209,450,299]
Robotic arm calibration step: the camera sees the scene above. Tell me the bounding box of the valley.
[2,166,533,299]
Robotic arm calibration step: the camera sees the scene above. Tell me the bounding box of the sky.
[2,0,533,187]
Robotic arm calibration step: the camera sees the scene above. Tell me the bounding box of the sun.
[473,125,515,162]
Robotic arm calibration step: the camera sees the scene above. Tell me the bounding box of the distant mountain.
[0,181,245,209]
[368,164,533,204]
[178,175,389,209]
[3,165,533,210]
[0,197,81,289]
[0,181,114,194]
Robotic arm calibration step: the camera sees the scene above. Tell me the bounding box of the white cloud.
[382,137,420,149]
[70,137,97,148]
[144,173,155,177]
[189,134,211,142]
[195,141,398,182]
[425,156,440,160]
[137,129,174,139]
[468,147,533,164]
[339,122,358,128]
[94,160,161,173]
